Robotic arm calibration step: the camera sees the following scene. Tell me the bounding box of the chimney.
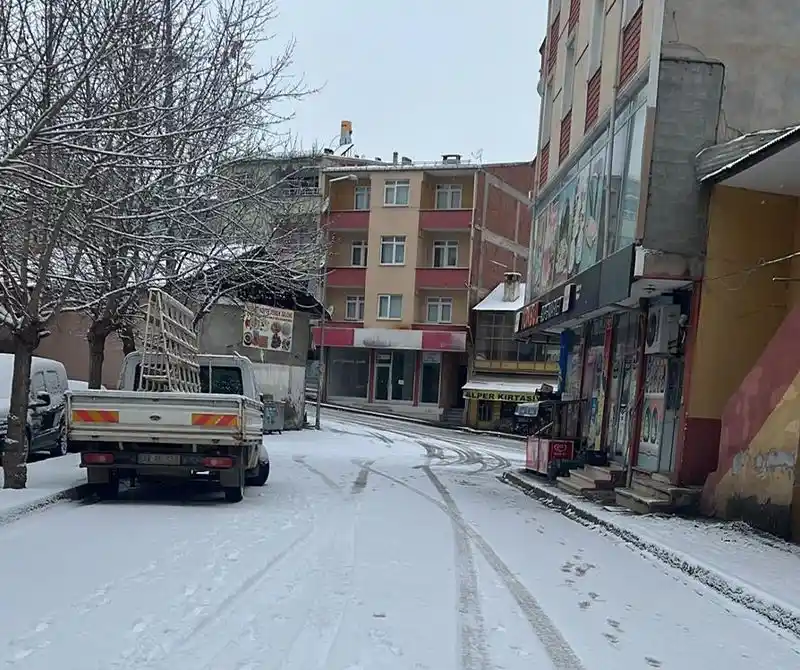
[392,151,399,164]
[502,271,522,302]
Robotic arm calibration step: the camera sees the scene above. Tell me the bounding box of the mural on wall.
[554,179,578,286]
[530,209,547,295]
[242,304,295,352]
[582,148,606,271]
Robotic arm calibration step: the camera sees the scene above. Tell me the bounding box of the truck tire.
[224,483,244,503]
[246,462,269,487]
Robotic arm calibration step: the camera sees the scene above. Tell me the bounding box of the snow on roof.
[472,282,527,312]
[462,377,557,393]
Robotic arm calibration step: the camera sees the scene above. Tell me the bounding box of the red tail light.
[202,456,234,469]
[83,453,114,465]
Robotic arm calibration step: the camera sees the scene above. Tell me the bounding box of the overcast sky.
[265,0,547,163]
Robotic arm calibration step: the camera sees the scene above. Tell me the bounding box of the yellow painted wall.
[416,231,471,267]
[326,288,363,322]
[688,186,797,419]
[420,176,474,210]
[363,171,423,328]
[414,290,469,325]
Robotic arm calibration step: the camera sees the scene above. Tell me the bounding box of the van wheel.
[246,462,269,487]
[50,423,68,457]
[224,483,244,503]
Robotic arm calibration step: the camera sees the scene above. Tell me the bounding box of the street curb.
[500,469,800,637]
[318,401,526,442]
[0,483,91,527]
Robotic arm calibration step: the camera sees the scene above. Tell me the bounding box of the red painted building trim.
[539,142,550,187]
[412,352,422,406]
[619,6,642,88]
[559,111,572,164]
[585,68,601,131]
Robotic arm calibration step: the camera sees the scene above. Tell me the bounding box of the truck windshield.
[199,366,244,395]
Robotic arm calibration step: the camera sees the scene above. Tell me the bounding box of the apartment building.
[517,0,800,512]
[313,155,535,421]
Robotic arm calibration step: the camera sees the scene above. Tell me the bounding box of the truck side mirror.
[30,391,50,408]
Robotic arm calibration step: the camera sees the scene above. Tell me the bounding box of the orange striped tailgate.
[71,409,120,423]
[191,413,239,428]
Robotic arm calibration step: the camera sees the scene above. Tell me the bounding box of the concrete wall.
[641,57,724,256]
[197,303,311,429]
[696,186,800,538]
[661,0,800,139]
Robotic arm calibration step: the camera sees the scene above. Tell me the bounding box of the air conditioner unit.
[644,304,681,355]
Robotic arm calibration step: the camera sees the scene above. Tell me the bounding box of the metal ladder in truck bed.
[137,288,202,393]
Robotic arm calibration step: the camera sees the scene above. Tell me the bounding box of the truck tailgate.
[67,390,261,445]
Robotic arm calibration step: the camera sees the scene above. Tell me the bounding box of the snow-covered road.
[1,410,798,670]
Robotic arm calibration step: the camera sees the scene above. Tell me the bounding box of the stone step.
[631,473,702,508]
[557,473,617,503]
[568,471,603,490]
[583,464,626,485]
[615,487,673,514]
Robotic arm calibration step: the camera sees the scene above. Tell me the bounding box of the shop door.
[374,353,392,401]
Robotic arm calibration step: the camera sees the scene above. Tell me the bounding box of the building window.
[622,0,641,23]
[383,179,410,206]
[588,0,605,75]
[541,79,554,146]
[475,312,557,363]
[380,235,406,265]
[426,297,453,324]
[477,400,493,422]
[432,240,458,267]
[562,39,576,114]
[350,240,367,266]
[354,185,370,210]
[435,184,462,209]
[377,294,403,320]
[344,295,365,321]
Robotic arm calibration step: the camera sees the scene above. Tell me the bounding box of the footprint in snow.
[578,600,591,610]
[645,657,662,667]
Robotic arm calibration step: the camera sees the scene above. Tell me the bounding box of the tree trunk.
[3,325,39,489]
[87,322,109,389]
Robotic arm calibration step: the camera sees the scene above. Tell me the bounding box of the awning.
[462,377,556,402]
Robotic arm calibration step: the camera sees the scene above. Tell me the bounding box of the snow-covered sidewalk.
[0,454,85,522]
[503,469,800,636]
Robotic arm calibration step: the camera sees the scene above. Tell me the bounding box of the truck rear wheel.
[223,483,244,503]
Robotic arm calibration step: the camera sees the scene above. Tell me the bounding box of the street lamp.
[315,173,358,429]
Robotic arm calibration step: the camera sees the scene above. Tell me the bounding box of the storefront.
[462,377,554,433]
[313,325,468,420]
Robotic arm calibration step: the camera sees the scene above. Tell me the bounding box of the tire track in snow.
[293,454,342,491]
[420,465,491,670]
[365,464,586,670]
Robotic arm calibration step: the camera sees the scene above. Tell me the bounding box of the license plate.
[138,453,181,466]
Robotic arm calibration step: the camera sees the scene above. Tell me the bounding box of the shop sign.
[516,283,577,332]
[463,389,539,402]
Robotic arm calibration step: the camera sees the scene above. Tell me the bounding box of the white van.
[0,354,70,457]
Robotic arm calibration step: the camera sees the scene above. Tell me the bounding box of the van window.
[31,371,46,397]
[199,366,244,395]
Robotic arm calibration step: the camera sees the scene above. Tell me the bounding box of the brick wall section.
[469,163,536,300]
[547,12,560,73]
[619,6,642,87]
[585,68,601,131]
[568,0,580,32]
[539,142,550,188]
[559,112,572,164]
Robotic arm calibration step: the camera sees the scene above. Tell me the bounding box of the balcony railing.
[325,211,370,230]
[415,267,469,290]
[326,267,366,287]
[419,209,471,230]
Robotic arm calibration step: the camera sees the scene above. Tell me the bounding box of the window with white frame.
[344,295,365,321]
[562,39,576,114]
[426,297,453,324]
[350,240,367,266]
[540,79,554,145]
[435,184,462,210]
[383,179,410,206]
[432,240,458,268]
[380,235,406,265]
[377,294,403,320]
[588,0,605,74]
[622,0,641,23]
[354,185,370,210]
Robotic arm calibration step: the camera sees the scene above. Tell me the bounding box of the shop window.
[477,400,493,422]
[327,348,369,398]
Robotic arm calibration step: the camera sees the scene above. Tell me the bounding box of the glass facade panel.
[327,348,370,398]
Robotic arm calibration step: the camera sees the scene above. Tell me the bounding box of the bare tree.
[0,0,316,486]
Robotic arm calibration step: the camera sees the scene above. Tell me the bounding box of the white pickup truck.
[67,353,270,502]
